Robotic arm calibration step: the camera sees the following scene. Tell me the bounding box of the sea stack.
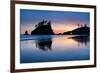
[31,20,54,35]
[24,30,28,35]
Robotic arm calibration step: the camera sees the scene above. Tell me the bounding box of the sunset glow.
[20,9,90,34]
[52,23,78,34]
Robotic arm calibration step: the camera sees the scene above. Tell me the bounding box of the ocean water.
[20,35,90,63]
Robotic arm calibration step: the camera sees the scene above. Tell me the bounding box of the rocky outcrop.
[63,25,90,35]
[31,20,54,35]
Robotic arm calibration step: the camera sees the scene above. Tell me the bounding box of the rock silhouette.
[24,30,28,35]
[63,24,90,35]
[31,20,54,35]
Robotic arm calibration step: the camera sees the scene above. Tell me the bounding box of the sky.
[20,9,90,34]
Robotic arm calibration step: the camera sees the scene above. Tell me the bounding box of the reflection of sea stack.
[36,36,52,51]
[31,20,54,35]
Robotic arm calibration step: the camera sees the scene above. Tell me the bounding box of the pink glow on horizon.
[20,21,89,34]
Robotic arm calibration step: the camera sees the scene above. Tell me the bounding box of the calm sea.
[20,35,90,63]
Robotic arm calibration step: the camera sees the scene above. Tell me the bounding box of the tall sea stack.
[31,20,54,35]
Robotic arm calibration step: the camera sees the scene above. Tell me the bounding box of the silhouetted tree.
[78,24,80,28]
[84,24,87,27]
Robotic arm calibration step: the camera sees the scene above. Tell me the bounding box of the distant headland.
[63,24,90,35]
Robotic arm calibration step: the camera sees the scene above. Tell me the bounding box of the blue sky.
[20,9,90,34]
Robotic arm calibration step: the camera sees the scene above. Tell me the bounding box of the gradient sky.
[20,9,90,34]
